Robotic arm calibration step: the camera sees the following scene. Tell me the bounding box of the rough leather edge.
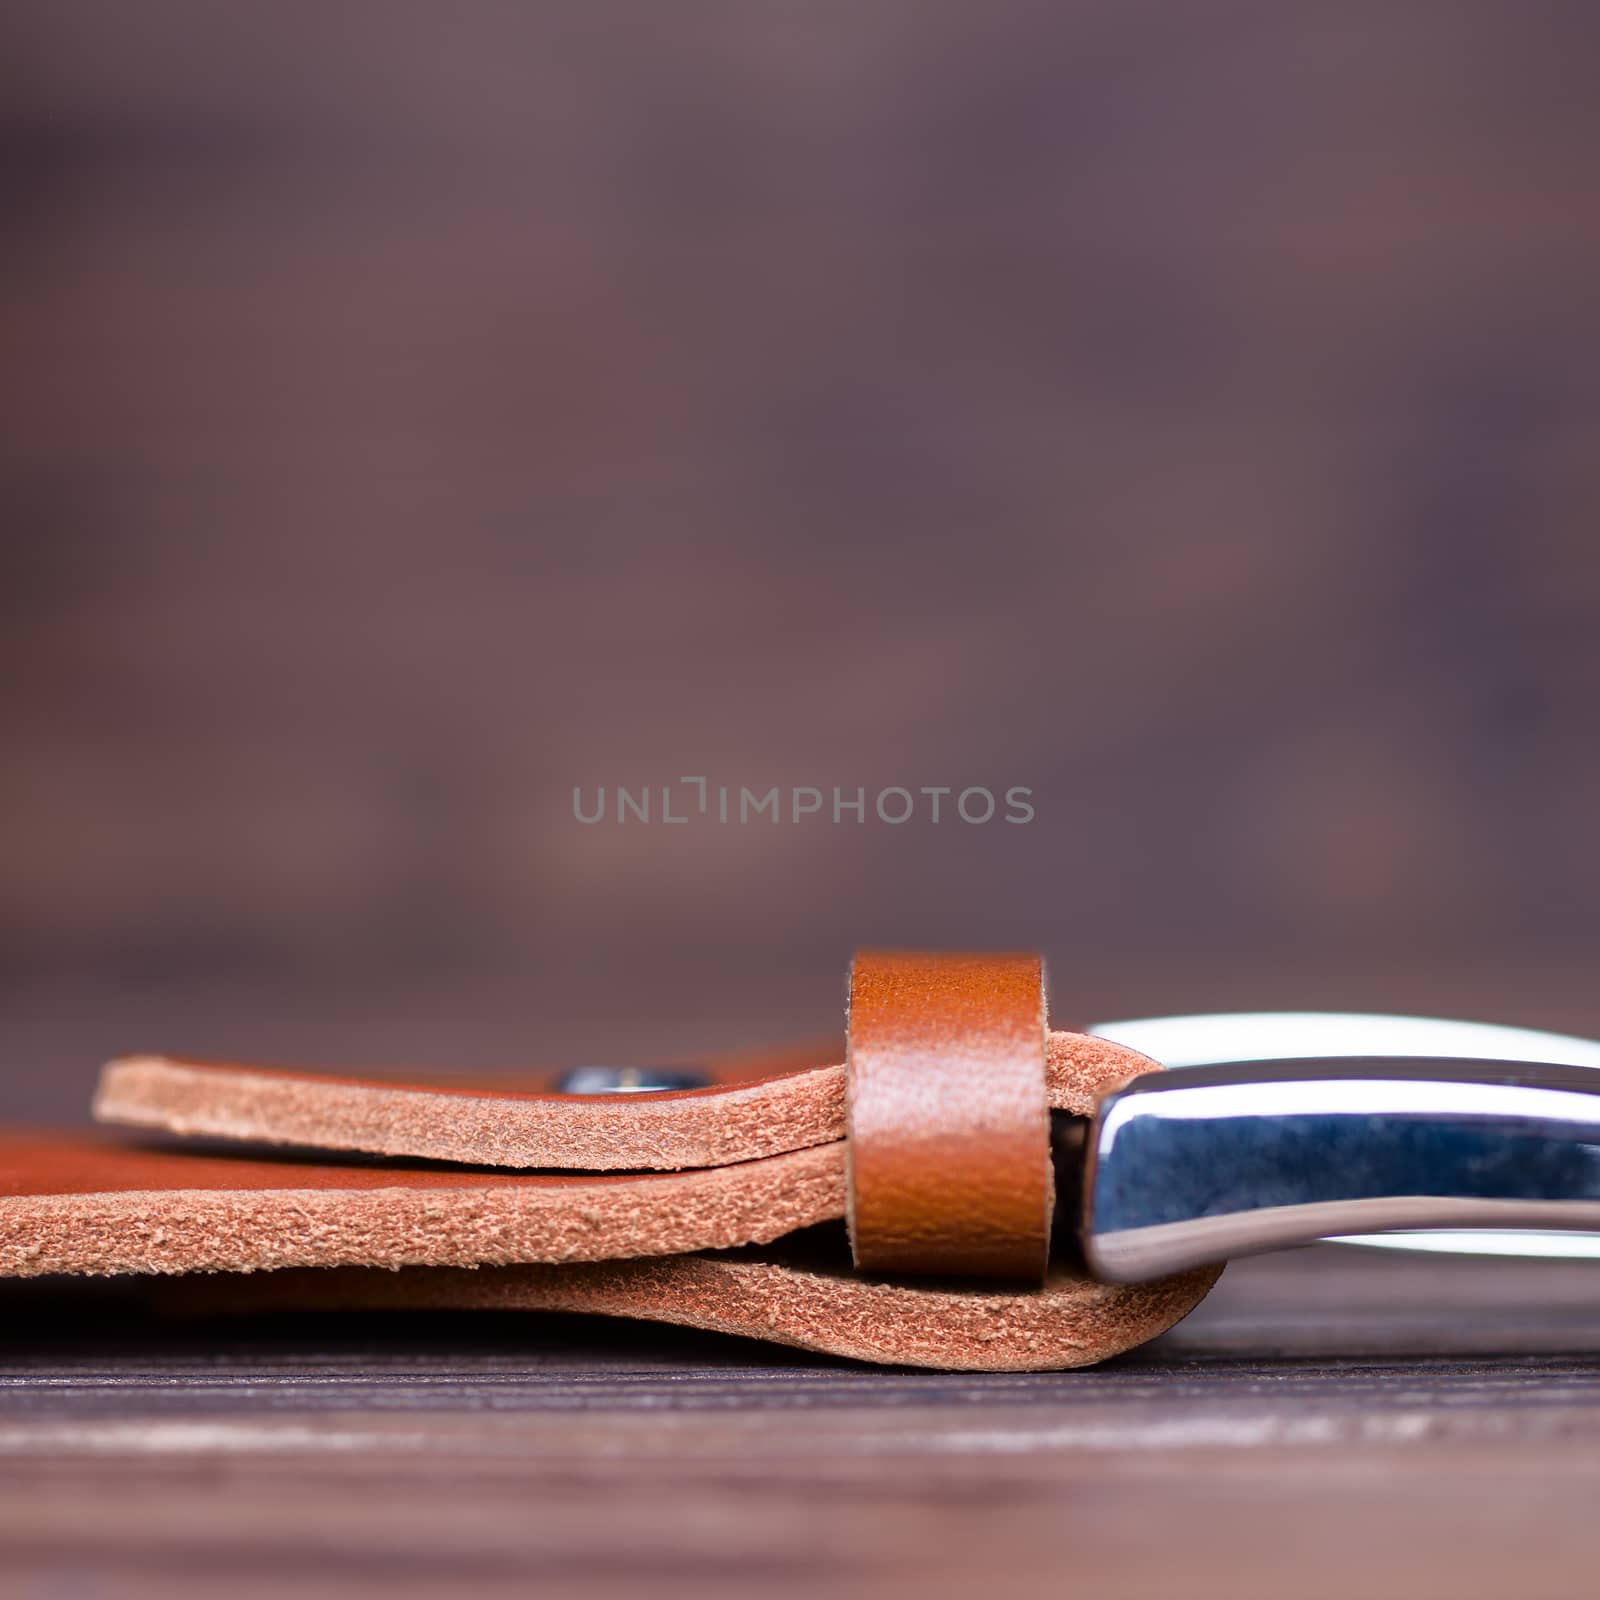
[0,1140,847,1277]
[94,1056,848,1171]
[164,1251,1224,1372]
[94,1031,1158,1171]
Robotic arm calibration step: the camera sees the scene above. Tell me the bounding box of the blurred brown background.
[2,1,1598,1123]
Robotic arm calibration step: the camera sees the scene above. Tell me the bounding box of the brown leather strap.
[0,1121,1220,1371]
[172,1255,1223,1374]
[845,949,1052,1280]
[93,1032,1141,1173]
[0,1132,845,1276]
[95,1052,848,1173]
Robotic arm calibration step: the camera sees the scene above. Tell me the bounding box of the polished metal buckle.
[1077,1011,1600,1272]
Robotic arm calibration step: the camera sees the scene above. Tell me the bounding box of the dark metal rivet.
[554,1065,714,1095]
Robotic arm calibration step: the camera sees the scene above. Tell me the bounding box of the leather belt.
[7,949,1600,1367]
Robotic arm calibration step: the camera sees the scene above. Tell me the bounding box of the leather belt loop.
[845,949,1052,1281]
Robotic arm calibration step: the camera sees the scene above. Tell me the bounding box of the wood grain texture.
[4,1245,1600,1597]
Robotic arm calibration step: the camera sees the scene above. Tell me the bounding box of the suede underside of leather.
[166,1254,1223,1373]
[0,1132,846,1275]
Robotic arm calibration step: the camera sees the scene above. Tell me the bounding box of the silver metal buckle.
[1085,1012,1600,1264]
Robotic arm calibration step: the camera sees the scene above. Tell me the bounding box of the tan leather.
[93,1029,1152,1171]
[0,1118,1220,1368]
[0,1131,845,1275]
[1,988,1220,1365]
[166,1253,1223,1374]
[95,1052,847,1172]
[846,950,1051,1280]
[7,1040,1156,1277]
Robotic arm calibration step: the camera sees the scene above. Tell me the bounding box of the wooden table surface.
[3,1244,1599,1598]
